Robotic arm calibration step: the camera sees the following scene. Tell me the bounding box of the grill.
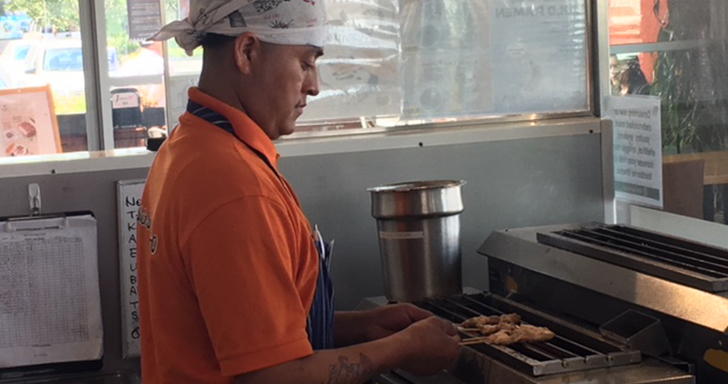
[414,293,640,376]
[537,224,728,292]
[477,222,728,384]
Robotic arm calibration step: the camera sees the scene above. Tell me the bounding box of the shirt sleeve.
[181,196,315,377]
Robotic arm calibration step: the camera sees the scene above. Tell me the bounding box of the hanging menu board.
[127,0,163,41]
[117,180,145,358]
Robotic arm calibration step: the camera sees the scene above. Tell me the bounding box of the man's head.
[200,33,323,139]
[609,55,621,86]
[150,0,327,139]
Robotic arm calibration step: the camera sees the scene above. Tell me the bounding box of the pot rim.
[367,179,466,193]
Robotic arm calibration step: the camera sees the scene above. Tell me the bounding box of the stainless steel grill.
[414,293,641,376]
[479,222,728,384]
[537,224,728,292]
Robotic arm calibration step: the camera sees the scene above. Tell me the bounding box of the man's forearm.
[334,311,370,347]
[235,334,409,384]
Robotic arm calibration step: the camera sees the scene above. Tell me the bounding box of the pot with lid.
[368,180,465,302]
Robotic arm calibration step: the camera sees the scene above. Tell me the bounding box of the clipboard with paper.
[0,211,103,370]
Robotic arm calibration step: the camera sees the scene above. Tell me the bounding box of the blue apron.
[187,100,336,350]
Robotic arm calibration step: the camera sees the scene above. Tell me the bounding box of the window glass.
[162,0,592,137]
[105,0,167,149]
[608,0,728,224]
[0,1,89,156]
[165,0,202,77]
[14,45,30,60]
[44,46,84,71]
[163,0,202,130]
[296,0,590,133]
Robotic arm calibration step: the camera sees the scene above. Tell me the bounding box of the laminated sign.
[128,0,163,41]
[605,95,663,208]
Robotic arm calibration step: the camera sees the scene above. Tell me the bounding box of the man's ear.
[234,33,258,75]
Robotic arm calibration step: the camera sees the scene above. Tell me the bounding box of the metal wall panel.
[0,130,604,377]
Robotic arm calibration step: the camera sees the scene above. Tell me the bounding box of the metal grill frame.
[416,293,641,376]
[537,224,728,292]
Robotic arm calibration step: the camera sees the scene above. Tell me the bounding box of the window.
[0,1,89,156]
[0,0,595,159]
[105,0,167,149]
[163,0,593,136]
[291,0,592,133]
[13,44,31,60]
[607,0,728,224]
[44,46,83,71]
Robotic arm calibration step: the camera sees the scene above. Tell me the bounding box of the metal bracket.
[28,183,41,216]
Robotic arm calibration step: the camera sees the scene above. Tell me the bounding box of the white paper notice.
[301,0,401,122]
[400,0,493,120]
[166,75,199,131]
[117,180,145,358]
[0,215,103,368]
[605,95,663,208]
[490,0,588,114]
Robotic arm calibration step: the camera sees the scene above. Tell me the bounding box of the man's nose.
[305,69,320,97]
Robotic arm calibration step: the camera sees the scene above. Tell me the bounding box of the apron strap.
[307,238,335,350]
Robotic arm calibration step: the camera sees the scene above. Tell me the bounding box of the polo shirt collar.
[188,87,281,169]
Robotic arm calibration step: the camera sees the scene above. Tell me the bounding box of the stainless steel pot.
[368,180,465,302]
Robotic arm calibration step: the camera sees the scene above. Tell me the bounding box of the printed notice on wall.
[605,96,663,208]
[117,180,145,358]
[127,0,162,41]
[0,214,103,368]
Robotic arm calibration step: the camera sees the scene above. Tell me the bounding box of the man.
[609,55,622,95]
[137,1,461,383]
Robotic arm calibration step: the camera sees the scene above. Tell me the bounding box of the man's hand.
[334,304,432,347]
[363,303,433,341]
[396,316,461,376]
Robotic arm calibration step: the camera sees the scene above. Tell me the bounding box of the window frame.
[8,0,608,155]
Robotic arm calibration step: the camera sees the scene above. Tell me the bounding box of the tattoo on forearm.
[323,353,374,384]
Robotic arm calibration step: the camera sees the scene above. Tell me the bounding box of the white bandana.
[150,0,328,55]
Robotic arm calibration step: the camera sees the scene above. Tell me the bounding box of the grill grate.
[537,224,728,292]
[415,293,640,376]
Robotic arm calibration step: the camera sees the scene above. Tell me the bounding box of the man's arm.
[334,304,433,347]
[235,316,460,384]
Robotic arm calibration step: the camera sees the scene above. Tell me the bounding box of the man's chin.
[276,124,297,139]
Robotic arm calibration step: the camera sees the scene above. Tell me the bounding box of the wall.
[0,120,606,378]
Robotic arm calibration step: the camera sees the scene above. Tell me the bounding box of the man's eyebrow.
[307,45,324,58]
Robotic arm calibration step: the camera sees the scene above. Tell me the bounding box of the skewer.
[457,326,480,332]
[459,336,492,346]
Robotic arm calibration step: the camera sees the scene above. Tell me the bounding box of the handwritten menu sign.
[117,180,145,358]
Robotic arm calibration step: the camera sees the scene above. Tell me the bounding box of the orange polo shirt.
[137,87,320,383]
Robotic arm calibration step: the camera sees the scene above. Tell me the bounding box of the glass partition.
[607,0,728,224]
